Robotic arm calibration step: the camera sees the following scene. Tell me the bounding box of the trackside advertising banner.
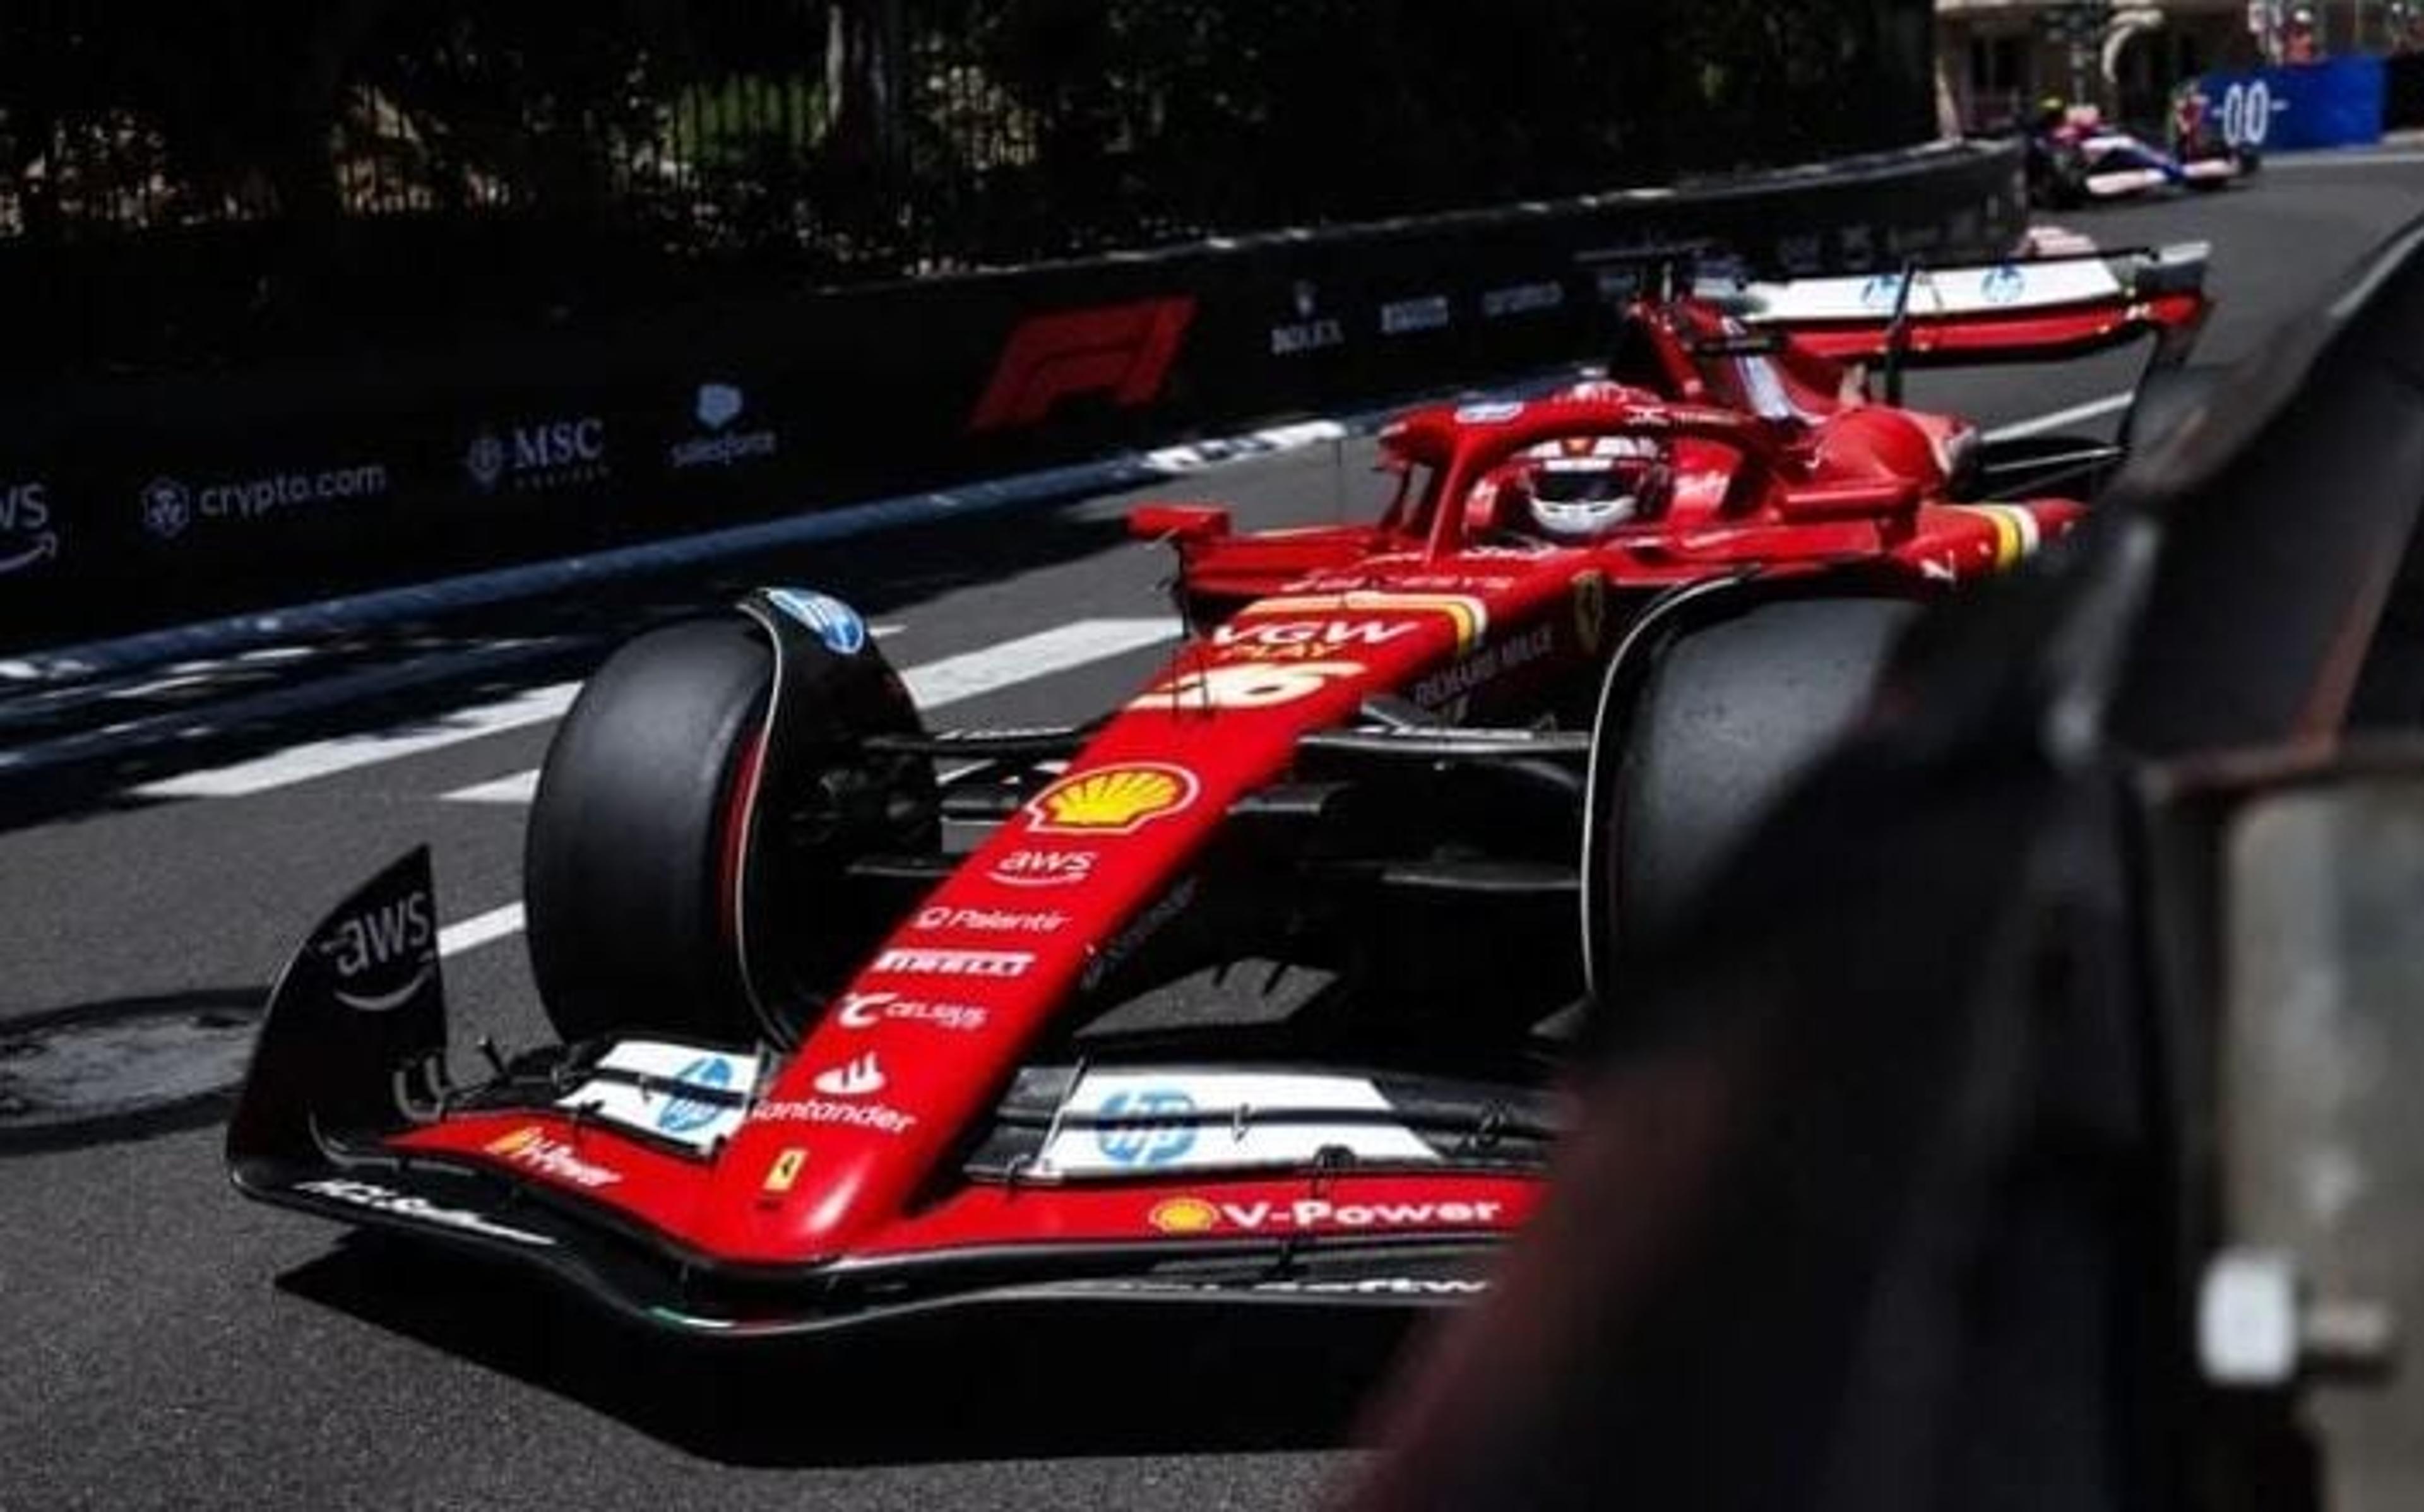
[0,141,2024,649]
[2200,57,2386,154]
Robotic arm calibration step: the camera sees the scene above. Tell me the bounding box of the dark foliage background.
[0,1,1934,374]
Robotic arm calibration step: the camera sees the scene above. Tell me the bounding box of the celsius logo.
[812,1053,887,1097]
[0,481,57,576]
[466,417,609,493]
[656,1055,738,1135]
[1095,1089,1197,1167]
[316,891,435,1012]
[833,991,987,1032]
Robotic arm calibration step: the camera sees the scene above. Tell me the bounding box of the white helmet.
[1517,437,1670,541]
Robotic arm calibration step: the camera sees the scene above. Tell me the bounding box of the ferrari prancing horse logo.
[1572,571,1609,657]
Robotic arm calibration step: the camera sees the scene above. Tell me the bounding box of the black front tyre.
[524,616,930,1048]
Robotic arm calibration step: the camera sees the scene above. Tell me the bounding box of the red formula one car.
[227,247,2207,1334]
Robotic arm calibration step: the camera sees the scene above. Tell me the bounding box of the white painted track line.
[439,616,1179,805]
[136,617,1171,805]
[898,617,1179,706]
[439,901,527,958]
[444,770,542,805]
[133,682,582,800]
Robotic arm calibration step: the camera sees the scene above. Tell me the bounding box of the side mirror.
[1127,503,1233,544]
[1773,478,1920,524]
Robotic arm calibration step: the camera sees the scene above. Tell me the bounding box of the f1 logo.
[969,297,1196,432]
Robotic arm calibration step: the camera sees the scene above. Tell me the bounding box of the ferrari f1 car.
[226,246,2209,1335]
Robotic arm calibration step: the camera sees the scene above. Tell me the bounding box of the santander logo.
[812,1053,887,1098]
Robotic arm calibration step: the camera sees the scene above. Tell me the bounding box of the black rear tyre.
[1586,595,1918,1001]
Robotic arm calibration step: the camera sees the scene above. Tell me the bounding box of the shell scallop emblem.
[1027,762,1201,835]
[1150,1196,1221,1235]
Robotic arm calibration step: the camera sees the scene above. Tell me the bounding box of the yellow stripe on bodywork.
[1947,504,2041,569]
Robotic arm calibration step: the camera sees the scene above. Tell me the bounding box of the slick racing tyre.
[1584,593,1918,1006]
[525,615,929,1046]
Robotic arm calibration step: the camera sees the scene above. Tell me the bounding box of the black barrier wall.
[0,139,2024,649]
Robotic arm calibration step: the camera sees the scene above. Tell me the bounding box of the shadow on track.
[279,1233,1413,1467]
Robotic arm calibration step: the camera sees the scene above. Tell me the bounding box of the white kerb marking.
[438,617,1175,806]
[133,682,581,799]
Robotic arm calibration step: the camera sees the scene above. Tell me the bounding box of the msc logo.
[466,418,608,492]
[657,1055,737,1135]
[1095,1089,1197,1167]
[1026,763,1199,835]
[969,297,1196,432]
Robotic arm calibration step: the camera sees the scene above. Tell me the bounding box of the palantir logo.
[656,1055,736,1135]
[1096,1089,1197,1167]
[141,478,193,540]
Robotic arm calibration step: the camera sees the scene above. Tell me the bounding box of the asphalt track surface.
[5,162,2424,1510]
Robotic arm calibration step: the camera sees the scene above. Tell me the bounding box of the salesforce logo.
[656,1055,737,1135]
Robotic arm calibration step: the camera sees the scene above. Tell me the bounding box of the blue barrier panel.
[2201,57,2386,153]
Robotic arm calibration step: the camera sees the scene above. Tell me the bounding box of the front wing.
[227,851,1547,1337]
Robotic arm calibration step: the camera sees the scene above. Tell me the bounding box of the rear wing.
[1723,243,2211,371]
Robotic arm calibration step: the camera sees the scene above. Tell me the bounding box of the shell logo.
[1027,762,1200,835]
[1150,1196,1222,1235]
[484,1126,544,1156]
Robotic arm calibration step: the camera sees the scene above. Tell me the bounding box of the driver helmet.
[1515,436,1672,541]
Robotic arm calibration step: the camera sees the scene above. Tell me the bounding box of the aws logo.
[316,891,436,1012]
